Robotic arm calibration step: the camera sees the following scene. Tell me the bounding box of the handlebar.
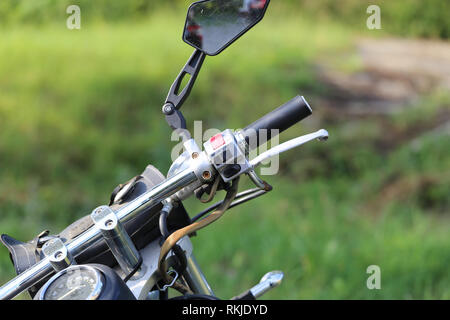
[242,95,312,149]
[0,95,319,300]
[0,169,198,300]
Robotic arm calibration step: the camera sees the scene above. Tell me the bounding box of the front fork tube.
[182,254,215,296]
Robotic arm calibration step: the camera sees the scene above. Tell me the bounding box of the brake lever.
[249,129,329,168]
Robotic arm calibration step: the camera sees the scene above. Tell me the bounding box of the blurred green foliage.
[286,0,450,38]
[1,0,449,38]
[0,1,449,300]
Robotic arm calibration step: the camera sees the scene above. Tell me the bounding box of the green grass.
[0,6,449,299]
[187,130,450,299]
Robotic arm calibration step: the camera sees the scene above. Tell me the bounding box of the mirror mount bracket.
[163,49,206,131]
[163,103,187,131]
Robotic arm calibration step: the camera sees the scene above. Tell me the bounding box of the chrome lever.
[251,271,284,298]
[250,129,329,168]
[232,270,284,300]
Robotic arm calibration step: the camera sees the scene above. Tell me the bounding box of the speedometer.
[39,265,104,300]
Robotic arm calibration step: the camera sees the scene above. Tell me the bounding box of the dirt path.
[316,37,450,115]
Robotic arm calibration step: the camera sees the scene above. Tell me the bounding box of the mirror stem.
[163,49,206,131]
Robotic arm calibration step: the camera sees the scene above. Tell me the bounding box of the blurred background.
[0,0,449,299]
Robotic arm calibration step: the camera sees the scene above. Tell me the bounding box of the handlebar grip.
[242,95,312,149]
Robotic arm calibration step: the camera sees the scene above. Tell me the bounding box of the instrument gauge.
[40,265,104,300]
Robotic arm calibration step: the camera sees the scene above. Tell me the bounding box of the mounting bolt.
[162,103,174,115]
[202,171,211,180]
[105,219,114,228]
[192,152,199,159]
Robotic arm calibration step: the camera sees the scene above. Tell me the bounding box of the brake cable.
[157,178,240,292]
[199,176,220,203]
[192,171,273,223]
[157,201,188,293]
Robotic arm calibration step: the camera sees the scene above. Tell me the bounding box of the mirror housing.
[183,0,270,56]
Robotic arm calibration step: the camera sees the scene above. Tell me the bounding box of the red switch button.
[210,133,225,150]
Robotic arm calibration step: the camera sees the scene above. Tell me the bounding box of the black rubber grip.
[243,95,312,149]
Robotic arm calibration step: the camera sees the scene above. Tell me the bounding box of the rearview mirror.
[183,0,270,56]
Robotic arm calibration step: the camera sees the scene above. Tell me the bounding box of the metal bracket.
[156,270,179,292]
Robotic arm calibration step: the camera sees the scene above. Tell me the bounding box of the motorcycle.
[0,0,329,300]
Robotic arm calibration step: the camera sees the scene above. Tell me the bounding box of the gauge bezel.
[39,265,104,300]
